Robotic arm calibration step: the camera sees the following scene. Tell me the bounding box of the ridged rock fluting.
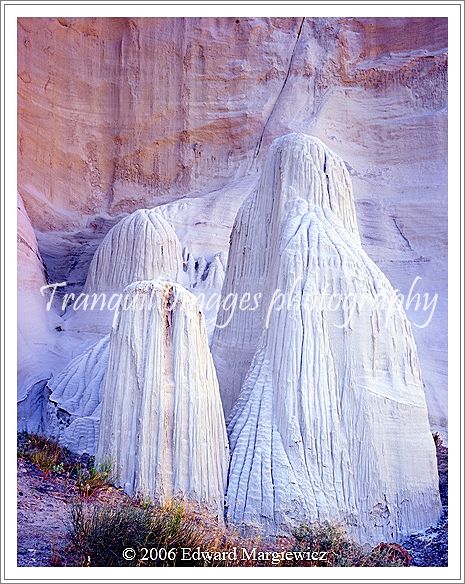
[96,281,229,516]
[84,209,182,293]
[47,336,110,455]
[213,133,360,416]
[226,201,441,543]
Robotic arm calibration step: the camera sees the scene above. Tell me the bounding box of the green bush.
[75,459,112,497]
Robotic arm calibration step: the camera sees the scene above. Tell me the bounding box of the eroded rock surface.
[96,281,229,514]
[84,208,182,293]
[18,17,447,436]
[223,135,441,543]
[213,133,360,415]
[47,336,110,455]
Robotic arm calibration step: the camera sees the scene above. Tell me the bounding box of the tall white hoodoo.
[219,134,441,543]
[213,133,360,415]
[96,280,229,516]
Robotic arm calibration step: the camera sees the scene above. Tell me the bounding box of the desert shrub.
[359,542,412,567]
[18,433,64,475]
[69,499,413,568]
[18,433,112,497]
[70,501,154,566]
[69,499,246,567]
[75,458,112,497]
[292,522,362,566]
[292,522,411,567]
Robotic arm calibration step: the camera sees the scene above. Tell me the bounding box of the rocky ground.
[402,436,448,567]
[17,458,72,567]
[17,436,448,568]
[17,456,133,567]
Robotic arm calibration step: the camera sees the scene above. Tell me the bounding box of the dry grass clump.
[18,433,112,496]
[69,498,411,567]
[18,433,64,475]
[69,499,255,567]
[360,542,412,567]
[292,522,411,567]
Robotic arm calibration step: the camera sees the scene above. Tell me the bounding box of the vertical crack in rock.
[322,151,332,210]
[219,133,441,544]
[255,18,306,157]
[392,215,414,252]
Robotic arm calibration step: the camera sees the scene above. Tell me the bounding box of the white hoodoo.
[213,133,360,415]
[221,134,441,543]
[84,209,182,293]
[96,280,229,516]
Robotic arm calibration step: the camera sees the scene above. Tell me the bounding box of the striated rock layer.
[223,134,441,543]
[213,133,360,415]
[84,208,182,293]
[18,17,446,233]
[96,281,229,514]
[47,336,110,455]
[18,17,447,437]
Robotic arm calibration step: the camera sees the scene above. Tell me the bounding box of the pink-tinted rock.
[18,17,446,230]
[17,17,448,438]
